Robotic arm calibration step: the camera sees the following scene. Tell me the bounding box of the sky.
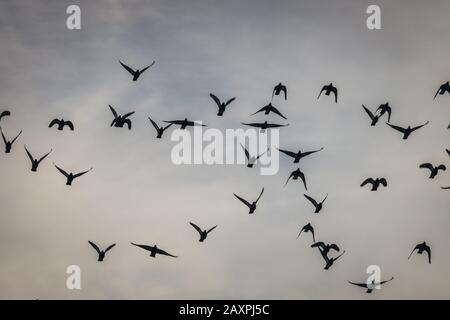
[0,0,449,299]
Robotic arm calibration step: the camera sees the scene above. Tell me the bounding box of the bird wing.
[408,246,418,259]
[209,94,221,108]
[311,242,326,249]
[122,112,135,119]
[361,178,375,187]
[73,167,93,178]
[233,193,251,208]
[304,194,318,207]
[0,127,5,144]
[419,163,434,172]
[53,163,69,177]
[139,61,156,74]
[266,123,288,128]
[255,149,269,160]
[348,281,368,289]
[225,97,236,106]
[109,105,118,118]
[164,120,183,125]
[250,106,266,116]
[48,119,60,128]
[24,145,34,162]
[330,244,340,252]
[241,122,263,128]
[446,149,450,157]
[379,178,388,187]
[240,144,250,160]
[11,130,22,144]
[155,247,178,257]
[148,117,160,131]
[331,86,338,103]
[299,170,307,190]
[424,246,431,264]
[438,165,447,171]
[189,222,203,236]
[379,277,394,285]
[277,148,297,158]
[386,123,407,133]
[163,123,173,131]
[411,121,429,132]
[301,147,324,158]
[207,225,218,234]
[124,118,132,130]
[0,110,10,120]
[284,171,294,186]
[386,106,392,122]
[64,121,74,131]
[321,193,329,204]
[317,86,326,99]
[255,187,264,203]
[119,60,136,75]
[38,149,52,163]
[362,105,375,121]
[441,187,450,189]
[88,241,101,254]
[104,243,116,253]
[434,86,442,99]
[267,105,287,119]
[130,242,153,252]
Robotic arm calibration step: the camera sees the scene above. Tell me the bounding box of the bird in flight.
[277,147,324,163]
[348,277,394,294]
[297,223,315,242]
[0,110,10,122]
[304,194,328,214]
[148,116,172,139]
[285,168,307,190]
[250,102,287,119]
[53,162,93,186]
[241,121,288,132]
[1,127,22,153]
[24,145,52,172]
[272,82,287,100]
[408,241,431,264]
[209,94,235,116]
[164,118,206,130]
[88,241,116,262]
[109,105,135,130]
[189,222,218,242]
[317,247,346,270]
[311,242,340,256]
[241,144,268,168]
[317,83,338,103]
[386,121,429,140]
[376,102,392,122]
[119,60,155,81]
[49,118,74,131]
[233,187,264,214]
[362,105,380,126]
[433,81,450,99]
[360,177,387,191]
[419,163,446,179]
[130,243,178,258]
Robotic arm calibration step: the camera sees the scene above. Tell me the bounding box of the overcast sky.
[0,0,449,299]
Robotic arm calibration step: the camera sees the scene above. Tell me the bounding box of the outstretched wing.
[277,148,297,158]
[434,86,442,99]
[299,170,307,190]
[48,119,60,128]
[104,243,116,253]
[360,178,375,187]
[64,121,74,131]
[148,117,160,131]
[362,105,375,121]
[311,242,326,250]
[122,111,135,119]
[317,86,326,99]
[53,163,69,177]
[207,225,218,234]
[88,241,101,254]
[408,246,419,259]
[241,122,263,129]
[155,247,178,258]
[119,60,136,76]
[331,86,338,103]
[139,61,156,74]
[209,94,222,108]
[38,149,53,163]
[130,242,153,252]
[424,246,431,264]
[11,130,22,144]
[164,120,183,125]
[268,105,287,119]
[419,163,434,172]
[438,165,447,171]
[250,106,266,116]
[301,147,324,158]
[386,123,407,134]
[189,222,203,236]
[240,144,250,160]
[304,194,318,207]
[348,281,368,289]
[379,178,387,187]
[379,277,394,285]
[24,145,34,162]
[73,167,93,178]
[233,193,251,208]
[329,244,340,252]
[109,105,118,118]
[225,97,236,107]
[411,121,429,132]
[255,187,264,203]
[266,123,288,128]
[0,110,11,120]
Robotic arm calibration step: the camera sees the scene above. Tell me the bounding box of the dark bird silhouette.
[24,145,52,172]
[119,60,155,81]
[386,121,429,140]
[317,248,345,270]
[285,168,307,189]
[408,241,431,264]
[209,94,235,116]
[272,82,287,100]
[250,102,287,119]
[109,105,134,130]
[360,178,387,191]
[163,118,206,130]
[88,241,116,262]
[189,222,217,242]
[277,147,323,163]
[362,105,380,126]
[297,223,315,242]
[241,121,288,132]
[241,144,268,168]
[348,277,394,293]
[49,118,74,131]
[148,116,172,138]
[53,162,92,185]
[311,242,339,255]
[1,127,22,153]
[233,187,264,214]
[446,149,450,157]
[376,103,392,122]
[419,163,446,179]
[317,83,338,103]
[304,194,328,214]
[0,110,10,122]
[441,187,450,189]
[130,242,178,258]
[434,81,450,99]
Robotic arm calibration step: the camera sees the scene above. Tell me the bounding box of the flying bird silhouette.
[434,81,450,99]
[419,163,446,179]
[317,248,346,270]
[348,277,394,294]
[163,118,206,130]
[241,121,288,132]
[447,149,450,157]
[148,116,172,138]
[250,102,287,119]
[24,145,52,172]
[209,94,235,116]
[285,168,307,189]
[311,242,340,255]
[297,223,315,242]
[386,121,429,140]
[376,102,392,122]
[1,127,22,153]
[119,60,155,81]
[360,178,387,191]
[362,105,380,126]
[49,118,74,131]
[304,194,328,214]
[241,144,268,168]
[0,110,10,122]
[53,162,92,185]
[189,222,217,242]
[130,243,178,258]
[317,83,338,103]
[109,105,134,130]
[272,82,287,100]
[233,187,264,214]
[408,241,431,264]
[88,241,116,262]
[277,147,324,163]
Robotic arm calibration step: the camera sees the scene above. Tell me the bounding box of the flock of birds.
[1,59,449,296]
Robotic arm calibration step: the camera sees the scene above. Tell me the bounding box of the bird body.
[49,118,74,131]
[241,121,288,131]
